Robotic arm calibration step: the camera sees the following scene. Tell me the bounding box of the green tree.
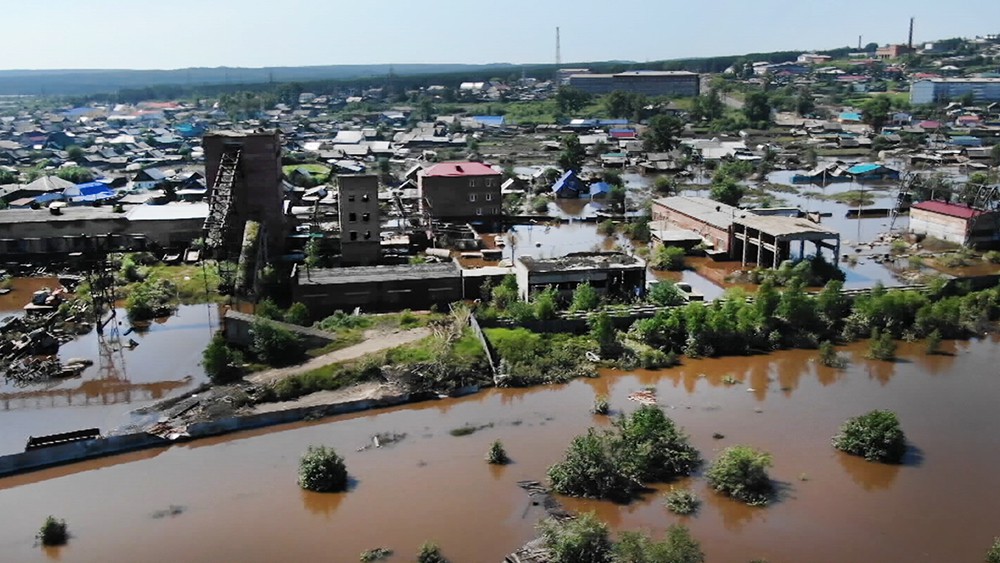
[571,282,600,312]
[605,90,633,118]
[991,144,1000,167]
[925,329,943,355]
[298,445,349,492]
[866,327,897,361]
[66,145,85,161]
[643,114,684,152]
[861,95,893,133]
[742,91,772,126]
[558,135,586,172]
[547,429,641,501]
[539,512,614,563]
[615,405,700,482]
[648,281,686,306]
[589,311,618,357]
[706,445,774,506]
[255,297,284,321]
[614,525,705,563]
[709,175,745,206]
[795,88,815,116]
[651,245,686,271]
[556,86,591,114]
[533,286,560,320]
[284,302,310,326]
[55,166,95,184]
[0,169,16,184]
[691,89,725,122]
[202,333,244,384]
[250,318,304,366]
[832,410,907,463]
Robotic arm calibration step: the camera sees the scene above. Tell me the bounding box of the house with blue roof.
[589,182,612,199]
[839,112,863,123]
[64,182,116,204]
[846,163,900,181]
[552,170,585,198]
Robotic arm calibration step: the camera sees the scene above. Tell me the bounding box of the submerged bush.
[614,525,704,563]
[663,487,701,515]
[987,537,1000,563]
[359,547,393,562]
[593,395,610,415]
[486,440,510,465]
[547,429,641,502]
[866,328,897,361]
[416,542,449,563]
[36,516,68,547]
[705,446,774,506]
[548,406,699,501]
[832,410,907,464]
[298,446,349,492]
[202,333,244,385]
[538,512,614,563]
[818,340,847,368]
[125,277,177,321]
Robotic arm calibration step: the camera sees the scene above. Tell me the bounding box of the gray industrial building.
[337,174,380,266]
[514,252,647,302]
[292,262,464,316]
[568,71,700,97]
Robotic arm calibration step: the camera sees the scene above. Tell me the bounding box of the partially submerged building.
[651,196,841,265]
[909,200,1000,246]
[514,252,647,302]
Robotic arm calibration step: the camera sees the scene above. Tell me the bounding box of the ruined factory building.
[515,252,647,302]
[651,195,840,266]
[292,262,463,316]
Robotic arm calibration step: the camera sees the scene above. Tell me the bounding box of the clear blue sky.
[4,0,999,70]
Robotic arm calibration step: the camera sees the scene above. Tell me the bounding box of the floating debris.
[628,389,657,406]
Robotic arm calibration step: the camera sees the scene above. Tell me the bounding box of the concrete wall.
[337,175,380,266]
[293,275,464,317]
[0,433,168,477]
[909,208,969,244]
[651,201,730,251]
[418,174,502,219]
[223,310,335,349]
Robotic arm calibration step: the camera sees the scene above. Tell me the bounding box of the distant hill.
[0,63,525,96]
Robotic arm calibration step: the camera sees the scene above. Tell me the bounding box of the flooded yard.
[2,336,999,562]
[1,278,216,454]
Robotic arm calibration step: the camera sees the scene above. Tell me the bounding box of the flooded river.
[1,279,216,454]
[2,336,1000,562]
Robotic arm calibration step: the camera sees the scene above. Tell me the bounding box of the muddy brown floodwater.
[1,279,216,454]
[1,337,1000,562]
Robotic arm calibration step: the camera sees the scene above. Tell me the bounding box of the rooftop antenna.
[908,17,914,49]
[556,27,561,66]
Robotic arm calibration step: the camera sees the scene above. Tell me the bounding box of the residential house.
[551,170,585,198]
[909,200,1000,245]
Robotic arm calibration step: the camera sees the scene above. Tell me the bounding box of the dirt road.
[249,327,431,385]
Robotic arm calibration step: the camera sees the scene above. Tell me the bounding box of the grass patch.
[449,422,494,437]
[282,163,330,177]
[140,263,223,303]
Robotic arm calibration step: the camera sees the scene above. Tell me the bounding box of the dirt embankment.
[248,326,432,385]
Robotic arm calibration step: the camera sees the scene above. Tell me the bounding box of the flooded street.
[2,337,1000,562]
[1,279,216,454]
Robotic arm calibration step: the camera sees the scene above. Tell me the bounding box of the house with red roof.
[909,200,1000,245]
[417,161,502,220]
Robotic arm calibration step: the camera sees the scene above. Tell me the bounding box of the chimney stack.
[908,17,914,49]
